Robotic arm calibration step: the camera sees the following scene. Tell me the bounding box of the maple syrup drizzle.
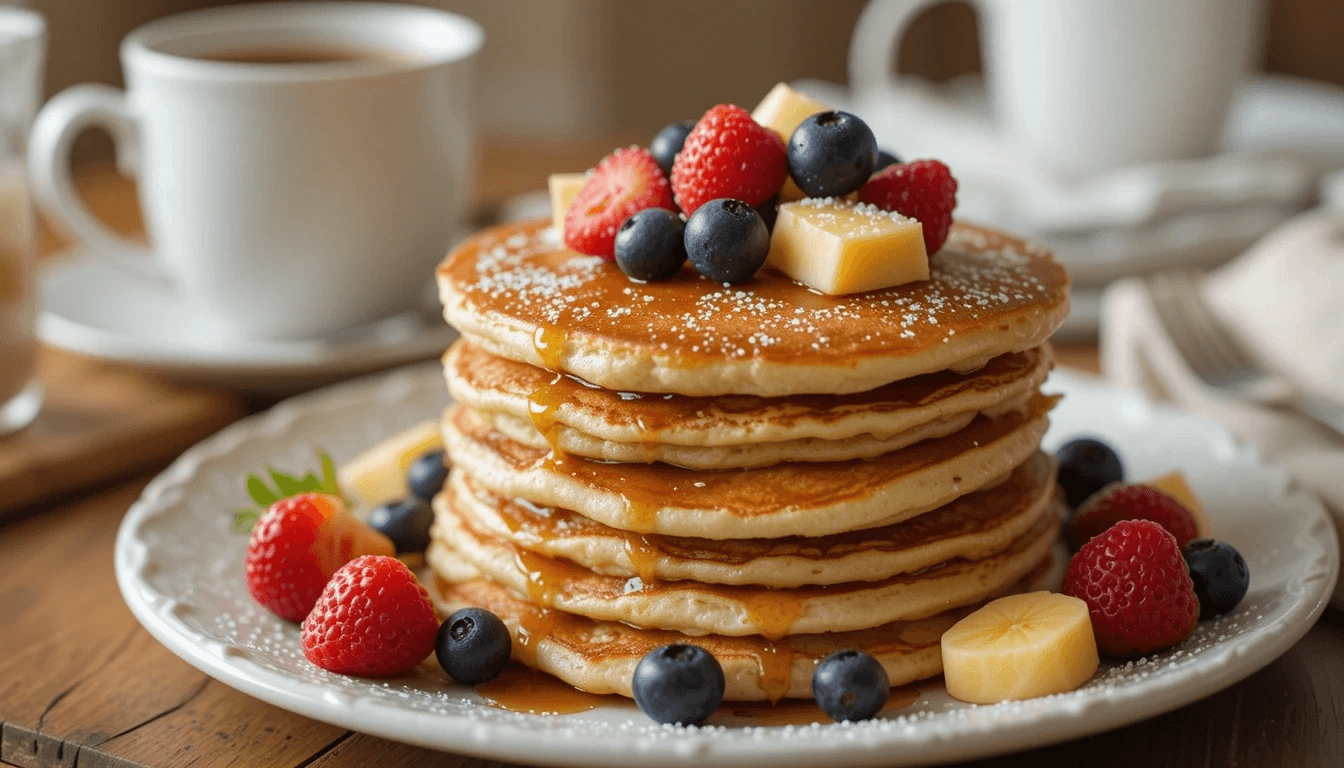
[531,324,566,372]
[733,589,807,641]
[527,374,570,454]
[624,496,659,533]
[621,533,662,583]
[513,607,560,666]
[476,665,614,715]
[754,642,794,703]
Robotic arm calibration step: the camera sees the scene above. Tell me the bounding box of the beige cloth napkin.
[1100,211,1344,609]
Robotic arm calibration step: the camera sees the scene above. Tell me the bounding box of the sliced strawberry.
[244,492,394,622]
[564,146,674,259]
[671,104,787,216]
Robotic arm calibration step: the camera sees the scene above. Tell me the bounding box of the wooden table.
[2,151,1341,768]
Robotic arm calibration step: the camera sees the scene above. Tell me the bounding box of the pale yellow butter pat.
[767,198,928,295]
[752,82,832,143]
[548,172,589,235]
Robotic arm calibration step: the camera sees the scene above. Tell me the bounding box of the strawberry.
[239,455,395,622]
[1064,520,1200,657]
[1071,483,1200,549]
[856,159,958,254]
[301,555,440,677]
[671,104,787,216]
[564,146,674,259]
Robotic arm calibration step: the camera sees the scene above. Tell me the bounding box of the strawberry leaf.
[246,475,279,507]
[234,450,344,535]
[318,452,342,497]
[232,508,261,533]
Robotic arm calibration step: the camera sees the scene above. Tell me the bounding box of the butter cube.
[548,172,589,235]
[752,82,832,143]
[767,199,928,295]
[1146,471,1213,538]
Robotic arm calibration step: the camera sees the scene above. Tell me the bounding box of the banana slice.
[339,421,444,512]
[941,591,1098,704]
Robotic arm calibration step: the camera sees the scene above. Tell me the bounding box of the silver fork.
[1145,271,1344,440]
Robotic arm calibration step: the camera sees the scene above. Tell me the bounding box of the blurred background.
[27,0,1344,154]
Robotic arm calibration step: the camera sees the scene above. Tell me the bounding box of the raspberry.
[1071,483,1200,549]
[244,493,394,622]
[856,159,958,254]
[564,146,673,259]
[1064,520,1200,657]
[301,555,440,677]
[671,104,787,216]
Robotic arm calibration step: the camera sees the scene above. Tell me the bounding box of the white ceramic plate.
[38,247,457,396]
[114,365,1338,768]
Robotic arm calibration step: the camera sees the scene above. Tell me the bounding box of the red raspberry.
[301,555,440,677]
[856,159,958,254]
[564,146,674,259]
[1064,520,1200,657]
[1071,483,1200,549]
[671,104,787,216]
[245,493,394,622]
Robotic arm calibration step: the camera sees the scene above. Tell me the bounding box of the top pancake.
[438,220,1069,396]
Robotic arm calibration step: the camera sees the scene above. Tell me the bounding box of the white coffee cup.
[29,2,482,340]
[850,0,1264,178]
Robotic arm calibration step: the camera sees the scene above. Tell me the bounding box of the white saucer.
[37,245,457,396]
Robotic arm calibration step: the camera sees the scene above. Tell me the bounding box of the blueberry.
[632,643,724,725]
[873,149,901,173]
[684,198,770,284]
[436,608,512,685]
[1183,539,1250,620]
[650,119,696,176]
[811,649,889,722]
[408,449,448,500]
[1055,438,1124,509]
[367,497,434,554]
[615,208,686,281]
[787,110,877,198]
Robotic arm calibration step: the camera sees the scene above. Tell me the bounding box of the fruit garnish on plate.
[1065,519,1200,657]
[1053,437,1125,509]
[1071,483,1200,549]
[338,420,443,510]
[632,644,725,726]
[941,591,1098,704]
[236,452,395,622]
[1183,538,1250,620]
[811,649,889,722]
[301,554,439,677]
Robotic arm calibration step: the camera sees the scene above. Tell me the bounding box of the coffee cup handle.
[28,84,169,283]
[849,0,973,93]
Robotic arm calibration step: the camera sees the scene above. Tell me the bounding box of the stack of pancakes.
[429,219,1071,701]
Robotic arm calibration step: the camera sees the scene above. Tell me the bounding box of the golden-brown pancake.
[428,510,1060,637]
[437,220,1069,396]
[425,542,1069,702]
[440,393,1057,539]
[437,451,1057,587]
[445,341,1053,469]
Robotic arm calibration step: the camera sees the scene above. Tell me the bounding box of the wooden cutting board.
[0,347,250,518]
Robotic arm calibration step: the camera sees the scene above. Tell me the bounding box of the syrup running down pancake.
[441,394,1057,539]
[437,451,1057,587]
[437,220,1069,397]
[446,340,1054,469]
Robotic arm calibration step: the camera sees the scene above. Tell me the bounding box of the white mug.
[850,0,1264,178]
[29,2,482,340]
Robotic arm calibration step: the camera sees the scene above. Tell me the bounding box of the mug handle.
[28,84,168,282]
[849,0,969,93]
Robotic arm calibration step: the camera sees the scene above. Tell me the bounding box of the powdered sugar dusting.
[445,222,1066,363]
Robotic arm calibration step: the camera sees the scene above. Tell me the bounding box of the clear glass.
[0,6,43,435]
